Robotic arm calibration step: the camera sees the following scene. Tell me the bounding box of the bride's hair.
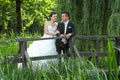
[49,12,57,19]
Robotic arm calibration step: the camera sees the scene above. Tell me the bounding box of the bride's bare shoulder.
[44,21,50,26]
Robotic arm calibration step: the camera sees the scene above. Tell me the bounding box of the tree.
[0,0,57,34]
[56,0,120,36]
[0,0,16,33]
[16,0,22,33]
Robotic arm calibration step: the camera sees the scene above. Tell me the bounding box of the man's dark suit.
[56,21,75,56]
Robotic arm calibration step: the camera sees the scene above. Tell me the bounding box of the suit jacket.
[56,21,75,47]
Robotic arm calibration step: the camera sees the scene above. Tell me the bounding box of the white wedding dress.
[18,25,58,70]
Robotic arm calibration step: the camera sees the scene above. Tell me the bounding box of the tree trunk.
[16,0,22,33]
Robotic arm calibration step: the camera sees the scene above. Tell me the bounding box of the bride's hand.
[54,31,60,34]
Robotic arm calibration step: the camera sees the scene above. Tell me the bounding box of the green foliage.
[0,58,109,80]
[107,12,120,36]
[22,0,57,32]
[0,0,16,32]
[0,0,57,33]
[107,39,119,80]
[56,0,120,36]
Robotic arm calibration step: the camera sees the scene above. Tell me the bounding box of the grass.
[0,58,108,80]
[0,32,120,80]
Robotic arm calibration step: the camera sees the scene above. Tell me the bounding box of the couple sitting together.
[18,11,76,69]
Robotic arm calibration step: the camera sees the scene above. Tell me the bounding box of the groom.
[56,11,76,56]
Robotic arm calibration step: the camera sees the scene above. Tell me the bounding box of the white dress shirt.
[64,21,69,34]
[62,21,69,44]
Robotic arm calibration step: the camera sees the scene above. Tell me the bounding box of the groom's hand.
[66,33,71,39]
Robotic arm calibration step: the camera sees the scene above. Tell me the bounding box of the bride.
[18,12,60,70]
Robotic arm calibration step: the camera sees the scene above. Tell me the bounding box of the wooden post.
[94,40,99,66]
[19,41,27,67]
[69,37,74,57]
[115,37,120,66]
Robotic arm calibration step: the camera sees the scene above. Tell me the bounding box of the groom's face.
[61,14,68,22]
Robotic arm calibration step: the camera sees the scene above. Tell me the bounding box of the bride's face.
[50,14,57,22]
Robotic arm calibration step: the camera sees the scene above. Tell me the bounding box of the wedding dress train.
[18,25,58,70]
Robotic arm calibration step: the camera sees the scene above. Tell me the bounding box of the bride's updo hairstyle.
[49,12,57,19]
